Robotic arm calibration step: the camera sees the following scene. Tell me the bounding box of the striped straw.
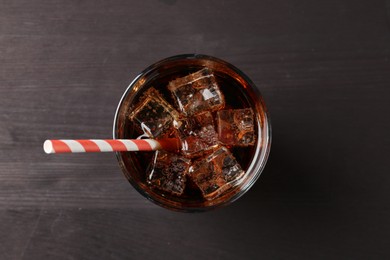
[43,139,179,154]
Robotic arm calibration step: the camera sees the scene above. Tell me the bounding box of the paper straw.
[43,139,179,154]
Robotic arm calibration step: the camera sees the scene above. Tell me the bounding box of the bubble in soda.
[168,68,225,116]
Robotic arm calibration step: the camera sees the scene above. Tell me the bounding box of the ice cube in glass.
[189,146,244,200]
[217,108,256,146]
[129,87,180,138]
[176,111,219,158]
[147,150,191,196]
[168,68,224,116]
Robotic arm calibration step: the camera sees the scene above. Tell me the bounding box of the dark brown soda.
[121,68,258,206]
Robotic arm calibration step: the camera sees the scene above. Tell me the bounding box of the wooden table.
[1,0,390,259]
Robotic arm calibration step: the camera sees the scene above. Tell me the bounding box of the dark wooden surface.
[1,0,390,259]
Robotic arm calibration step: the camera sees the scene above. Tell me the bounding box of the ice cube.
[168,68,225,116]
[147,151,191,196]
[129,87,181,139]
[176,111,219,158]
[189,146,245,200]
[217,108,256,146]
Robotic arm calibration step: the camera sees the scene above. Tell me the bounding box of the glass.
[113,54,271,212]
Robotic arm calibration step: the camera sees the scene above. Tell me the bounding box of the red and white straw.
[43,139,179,154]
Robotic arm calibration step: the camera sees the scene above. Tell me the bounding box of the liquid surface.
[120,68,257,205]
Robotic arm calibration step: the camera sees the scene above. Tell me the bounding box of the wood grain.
[1,0,390,259]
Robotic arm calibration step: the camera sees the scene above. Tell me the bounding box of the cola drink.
[113,55,271,211]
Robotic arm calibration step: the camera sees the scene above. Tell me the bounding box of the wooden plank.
[0,0,390,259]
